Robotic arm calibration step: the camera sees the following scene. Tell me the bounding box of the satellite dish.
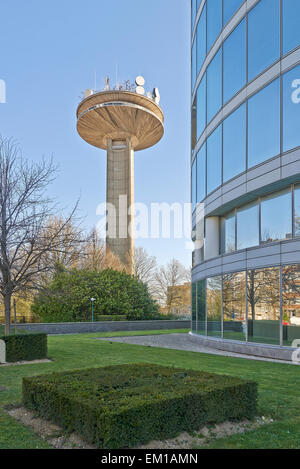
[153,87,160,104]
[136,86,145,95]
[135,76,145,87]
[84,89,93,98]
[146,91,152,99]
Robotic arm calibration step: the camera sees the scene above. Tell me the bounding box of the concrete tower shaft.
[76,89,164,271]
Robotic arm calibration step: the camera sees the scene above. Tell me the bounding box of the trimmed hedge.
[22,363,257,448]
[96,315,127,322]
[0,333,47,362]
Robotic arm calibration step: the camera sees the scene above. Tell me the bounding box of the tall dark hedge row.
[0,333,47,362]
[31,268,160,323]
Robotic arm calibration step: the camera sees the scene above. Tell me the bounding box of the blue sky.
[0,0,191,267]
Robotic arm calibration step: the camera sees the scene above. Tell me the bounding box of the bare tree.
[133,247,157,294]
[0,137,79,334]
[153,259,190,313]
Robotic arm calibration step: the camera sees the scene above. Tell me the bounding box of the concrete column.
[106,138,134,271]
[204,217,219,260]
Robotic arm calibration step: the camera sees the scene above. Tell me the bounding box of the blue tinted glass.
[248,0,280,82]
[248,79,280,168]
[197,144,206,202]
[283,0,300,54]
[207,0,222,52]
[196,4,206,75]
[223,19,246,104]
[207,49,222,122]
[192,159,197,211]
[196,75,206,139]
[192,39,197,91]
[223,0,244,25]
[192,0,197,27]
[261,190,292,243]
[207,125,222,194]
[223,103,246,182]
[237,202,259,249]
[283,64,300,152]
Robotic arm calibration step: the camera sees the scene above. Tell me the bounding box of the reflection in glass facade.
[223,0,244,25]
[223,103,246,182]
[192,265,300,347]
[221,212,235,254]
[223,272,246,341]
[220,187,295,254]
[191,1,300,352]
[223,19,246,105]
[207,276,222,337]
[196,4,206,75]
[282,0,300,55]
[207,0,222,53]
[237,202,259,250]
[261,189,292,244]
[207,49,222,123]
[207,125,222,195]
[247,0,280,82]
[283,64,300,153]
[248,79,280,168]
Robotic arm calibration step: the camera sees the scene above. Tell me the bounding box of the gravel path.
[97,333,297,364]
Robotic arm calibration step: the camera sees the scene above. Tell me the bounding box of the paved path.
[97,333,298,365]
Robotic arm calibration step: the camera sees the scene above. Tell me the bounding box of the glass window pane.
[223,0,244,25]
[283,0,300,55]
[192,39,197,91]
[196,4,206,75]
[191,0,197,28]
[294,185,300,237]
[247,268,280,345]
[261,189,292,243]
[191,98,197,150]
[237,201,259,250]
[283,64,300,152]
[207,49,222,123]
[221,212,236,253]
[192,282,196,332]
[196,75,206,139]
[207,124,222,194]
[207,0,222,52]
[197,279,206,335]
[192,159,197,212]
[223,272,246,341]
[248,0,280,82]
[196,144,206,203]
[207,276,222,337]
[282,265,300,347]
[223,103,246,182]
[223,19,246,104]
[248,79,280,168]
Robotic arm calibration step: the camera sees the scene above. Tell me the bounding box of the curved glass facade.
[191,0,300,350]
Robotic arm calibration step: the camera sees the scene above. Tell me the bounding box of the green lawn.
[0,328,299,449]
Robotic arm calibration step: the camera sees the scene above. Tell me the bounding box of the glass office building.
[191,0,300,352]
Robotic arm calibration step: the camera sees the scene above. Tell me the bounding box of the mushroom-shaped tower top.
[76,90,164,151]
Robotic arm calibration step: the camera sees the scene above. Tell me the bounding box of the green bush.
[31,268,160,323]
[95,315,127,322]
[1,333,47,363]
[22,363,257,448]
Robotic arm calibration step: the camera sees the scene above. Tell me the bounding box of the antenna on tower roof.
[94,70,97,92]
